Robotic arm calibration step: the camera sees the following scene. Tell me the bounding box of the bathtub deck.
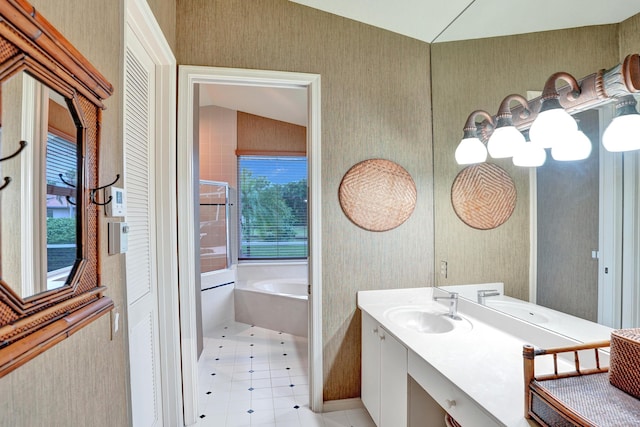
[234,287,308,337]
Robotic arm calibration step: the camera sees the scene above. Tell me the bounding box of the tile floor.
[197,321,376,427]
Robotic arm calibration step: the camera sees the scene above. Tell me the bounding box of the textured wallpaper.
[177,0,434,400]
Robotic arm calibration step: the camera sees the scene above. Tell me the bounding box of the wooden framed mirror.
[0,0,113,377]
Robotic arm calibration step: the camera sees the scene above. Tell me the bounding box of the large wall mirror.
[0,0,113,377]
[443,56,640,335]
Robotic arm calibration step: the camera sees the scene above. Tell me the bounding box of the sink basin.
[485,300,549,324]
[384,306,472,334]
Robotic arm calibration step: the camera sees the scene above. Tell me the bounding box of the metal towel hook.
[0,140,28,192]
[58,173,77,206]
[89,174,120,206]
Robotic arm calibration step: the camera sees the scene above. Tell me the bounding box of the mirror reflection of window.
[44,86,78,292]
[45,133,77,289]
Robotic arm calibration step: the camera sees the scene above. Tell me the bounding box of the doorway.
[177,66,322,425]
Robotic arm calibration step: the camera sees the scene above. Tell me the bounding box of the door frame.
[177,66,323,424]
[124,0,181,425]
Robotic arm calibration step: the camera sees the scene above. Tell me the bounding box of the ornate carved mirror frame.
[0,0,113,377]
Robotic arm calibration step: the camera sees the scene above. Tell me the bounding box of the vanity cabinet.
[408,351,502,426]
[362,311,408,427]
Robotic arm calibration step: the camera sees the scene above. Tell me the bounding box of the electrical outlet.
[440,261,448,278]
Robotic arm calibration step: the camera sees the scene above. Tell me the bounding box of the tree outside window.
[238,156,307,259]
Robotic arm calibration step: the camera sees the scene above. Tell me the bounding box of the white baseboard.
[322,397,364,413]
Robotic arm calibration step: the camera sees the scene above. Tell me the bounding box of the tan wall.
[146,0,177,51]
[237,112,306,154]
[177,0,434,400]
[0,0,174,425]
[200,105,238,186]
[431,26,619,301]
[620,13,640,59]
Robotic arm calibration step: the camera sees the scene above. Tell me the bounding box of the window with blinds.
[45,132,78,275]
[238,155,308,259]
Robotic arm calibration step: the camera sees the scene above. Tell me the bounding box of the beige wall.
[177,0,434,400]
[0,0,129,424]
[146,0,177,51]
[431,26,619,301]
[237,112,306,154]
[200,105,238,186]
[620,13,640,59]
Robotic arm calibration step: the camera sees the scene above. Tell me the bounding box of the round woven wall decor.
[451,163,516,230]
[339,159,417,232]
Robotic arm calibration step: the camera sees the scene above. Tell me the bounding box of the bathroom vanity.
[358,285,613,427]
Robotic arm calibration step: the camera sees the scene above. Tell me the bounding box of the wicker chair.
[523,341,640,426]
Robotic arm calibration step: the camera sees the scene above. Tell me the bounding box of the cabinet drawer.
[408,351,501,427]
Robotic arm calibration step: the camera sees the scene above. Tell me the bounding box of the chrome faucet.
[433,292,460,320]
[477,289,500,305]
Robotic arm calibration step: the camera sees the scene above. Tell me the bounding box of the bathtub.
[234,278,308,337]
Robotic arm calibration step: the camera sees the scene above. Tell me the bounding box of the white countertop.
[357,286,613,427]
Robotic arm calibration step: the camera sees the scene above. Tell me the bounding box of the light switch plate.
[108,222,129,255]
[110,305,121,340]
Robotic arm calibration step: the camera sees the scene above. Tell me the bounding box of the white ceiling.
[199,84,308,127]
[289,0,640,43]
[200,1,640,126]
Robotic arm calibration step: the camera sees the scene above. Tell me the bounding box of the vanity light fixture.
[487,94,530,159]
[529,72,581,150]
[454,110,493,165]
[457,54,640,167]
[602,95,640,152]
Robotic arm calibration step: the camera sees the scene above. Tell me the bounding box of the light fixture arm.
[539,72,581,112]
[495,94,530,126]
[463,110,494,139]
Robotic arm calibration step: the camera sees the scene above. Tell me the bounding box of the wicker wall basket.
[451,163,517,230]
[609,328,640,398]
[339,158,417,232]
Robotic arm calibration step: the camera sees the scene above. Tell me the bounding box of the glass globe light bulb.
[603,113,640,152]
[455,137,487,165]
[551,130,592,161]
[529,107,577,149]
[512,140,546,167]
[487,126,526,159]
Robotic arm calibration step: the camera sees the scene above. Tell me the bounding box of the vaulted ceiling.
[289,0,640,43]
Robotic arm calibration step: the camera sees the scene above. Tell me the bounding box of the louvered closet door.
[124,28,163,427]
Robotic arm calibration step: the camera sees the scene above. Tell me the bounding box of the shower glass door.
[199,180,231,272]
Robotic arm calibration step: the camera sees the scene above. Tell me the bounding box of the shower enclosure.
[199,180,232,273]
